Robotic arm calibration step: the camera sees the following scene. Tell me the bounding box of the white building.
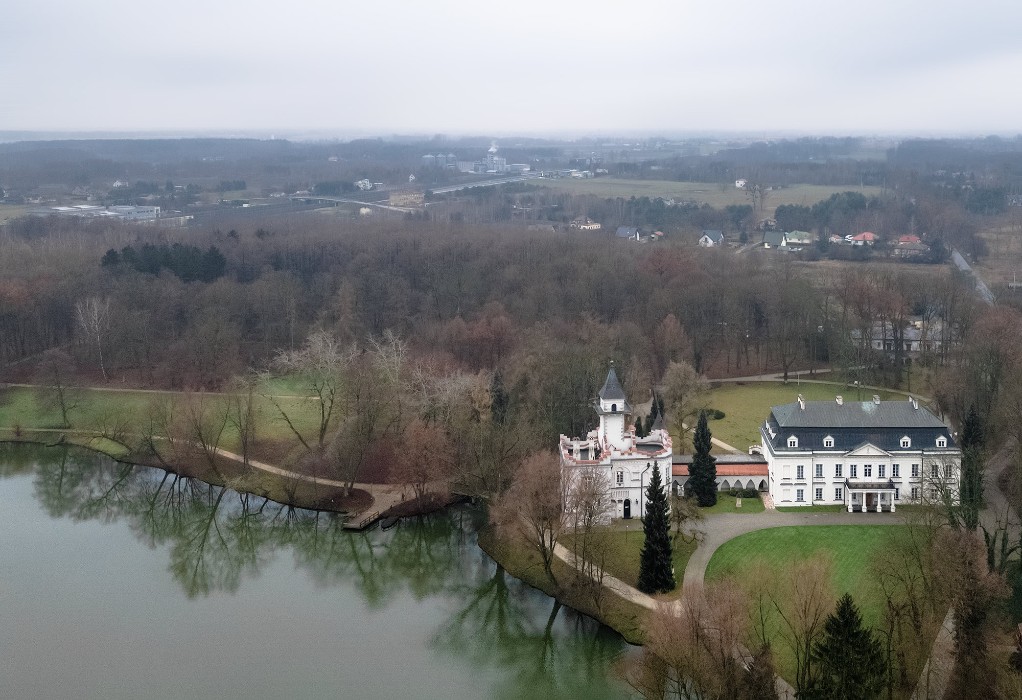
[559,365,673,520]
[761,395,960,511]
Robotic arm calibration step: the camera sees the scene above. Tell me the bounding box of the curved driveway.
[682,509,904,590]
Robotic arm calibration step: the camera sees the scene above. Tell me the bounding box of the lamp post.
[640,461,654,519]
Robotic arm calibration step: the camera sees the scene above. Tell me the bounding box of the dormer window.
[611,403,617,412]
[788,436,798,448]
[823,436,834,448]
[936,436,947,448]
[900,436,911,449]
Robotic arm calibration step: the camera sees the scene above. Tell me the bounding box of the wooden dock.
[343,510,381,530]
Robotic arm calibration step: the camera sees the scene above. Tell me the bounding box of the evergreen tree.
[808,594,886,700]
[689,411,718,507]
[634,416,645,438]
[637,462,675,594]
[490,370,509,425]
[959,404,984,531]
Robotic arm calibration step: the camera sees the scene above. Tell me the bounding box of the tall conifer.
[689,411,718,507]
[637,462,675,593]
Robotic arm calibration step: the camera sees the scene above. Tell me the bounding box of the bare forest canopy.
[4,132,1022,441]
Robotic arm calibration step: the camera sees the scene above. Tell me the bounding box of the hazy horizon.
[5,0,1022,136]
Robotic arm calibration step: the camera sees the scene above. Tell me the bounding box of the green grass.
[531,179,882,220]
[562,528,697,598]
[705,525,907,684]
[704,382,901,453]
[700,493,765,514]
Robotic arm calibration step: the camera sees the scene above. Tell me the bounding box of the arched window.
[611,403,617,412]
[788,436,798,448]
[823,435,834,448]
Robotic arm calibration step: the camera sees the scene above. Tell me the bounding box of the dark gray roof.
[772,400,946,429]
[765,399,956,453]
[599,366,627,402]
[616,226,638,238]
[762,230,785,246]
[701,229,724,242]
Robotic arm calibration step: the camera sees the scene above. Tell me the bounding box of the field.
[705,525,909,684]
[0,203,33,224]
[703,381,902,453]
[0,381,325,462]
[531,179,883,220]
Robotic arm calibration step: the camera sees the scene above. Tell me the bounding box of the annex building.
[559,366,672,520]
[761,395,960,511]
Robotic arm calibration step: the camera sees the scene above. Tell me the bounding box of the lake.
[0,444,632,699]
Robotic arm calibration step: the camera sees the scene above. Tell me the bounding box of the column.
[846,488,851,513]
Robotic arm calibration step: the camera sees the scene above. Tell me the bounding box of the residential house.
[559,366,673,521]
[698,230,725,247]
[616,226,640,241]
[785,230,814,247]
[762,230,786,249]
[761,395,960,511]
[570,217,602,231]
[847,231,878,246]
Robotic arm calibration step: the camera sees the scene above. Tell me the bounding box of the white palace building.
[559,365,673,520]
[761,394,961,511]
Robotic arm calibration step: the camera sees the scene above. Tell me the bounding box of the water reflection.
[4,444,630,699]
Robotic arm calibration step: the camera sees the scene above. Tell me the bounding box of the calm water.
[0,445,631,700]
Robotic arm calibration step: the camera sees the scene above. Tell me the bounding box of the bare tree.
[269,330,354,451]
[771,553,836,694]
[492,450,567,584]
[393,417,455,502]
[227,375,259,467]
[74,296,111,381]
[34,348,79,428]
[567,465,614,608]
[627,583,767,700]
[662,360,710,452]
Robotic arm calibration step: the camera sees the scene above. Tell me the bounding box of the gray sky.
[4,0,1022,137]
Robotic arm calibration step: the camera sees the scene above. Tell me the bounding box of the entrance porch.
[844,480,897,513]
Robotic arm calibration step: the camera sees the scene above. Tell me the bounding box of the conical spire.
[599,362,627,403]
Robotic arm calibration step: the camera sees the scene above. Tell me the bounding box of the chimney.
[797,394,805,410]
[835,395,843,406]
[909,396,918,410]
[873,395,881,405]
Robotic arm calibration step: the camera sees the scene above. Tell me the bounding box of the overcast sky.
[3,0,1022,138]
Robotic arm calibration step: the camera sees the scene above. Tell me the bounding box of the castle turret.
[595,363,631,450]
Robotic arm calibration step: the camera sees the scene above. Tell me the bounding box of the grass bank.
[561,529,698,600]
[478,524,649,644]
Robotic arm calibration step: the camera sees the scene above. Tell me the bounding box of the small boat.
[380,516,400,530]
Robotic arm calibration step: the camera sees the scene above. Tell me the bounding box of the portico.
[844,480,897,512]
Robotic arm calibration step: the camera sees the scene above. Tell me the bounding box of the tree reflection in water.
[8,444,629,699]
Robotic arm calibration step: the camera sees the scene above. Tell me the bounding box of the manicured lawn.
[700,493,765,514]
[704,382,902,453]
[705,525,907,684]
[562,528,697,599]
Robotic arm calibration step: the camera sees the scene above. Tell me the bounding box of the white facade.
[559,366,672,520]
[762,396,961,511]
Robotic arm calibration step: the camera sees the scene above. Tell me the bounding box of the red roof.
[672,463,768,477]
[852,231,877,241]
[898,234,921,244]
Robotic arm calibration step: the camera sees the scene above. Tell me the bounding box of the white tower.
[595,363,631,451]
